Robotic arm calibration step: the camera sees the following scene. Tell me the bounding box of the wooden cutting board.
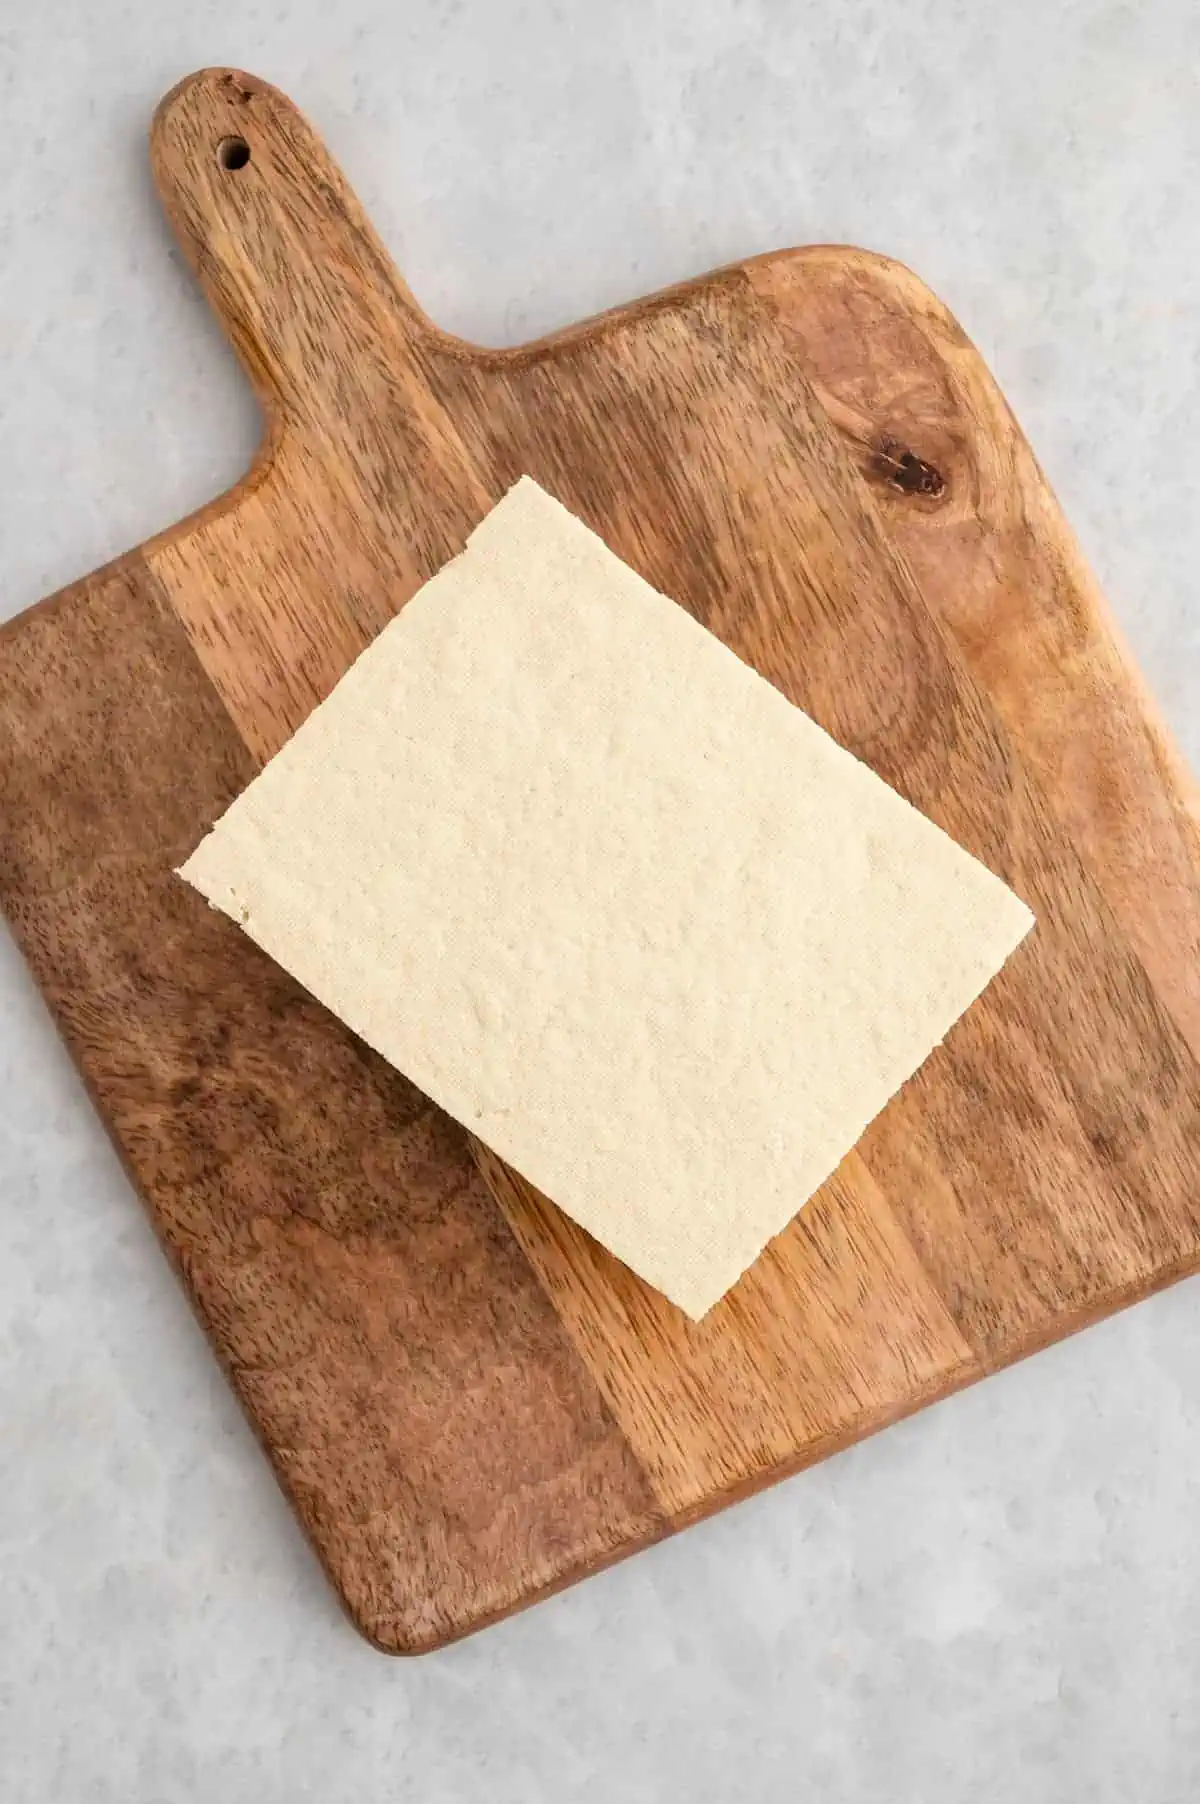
[3,68,1200,1654]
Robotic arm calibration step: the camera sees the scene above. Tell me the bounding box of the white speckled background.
[2,4,1199,1800]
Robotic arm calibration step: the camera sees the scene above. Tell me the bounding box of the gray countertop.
[2,5,1199,1800]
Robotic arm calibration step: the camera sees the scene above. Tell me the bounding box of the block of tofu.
[180,477,1034,1316]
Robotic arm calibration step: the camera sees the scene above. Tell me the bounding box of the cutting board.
[3,69,1200,1654]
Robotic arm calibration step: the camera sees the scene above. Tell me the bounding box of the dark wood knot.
[873,438,946,500]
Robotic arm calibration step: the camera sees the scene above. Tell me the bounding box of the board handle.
[151,69,441,432]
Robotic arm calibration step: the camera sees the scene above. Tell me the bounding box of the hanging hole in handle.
[217,136,251,172]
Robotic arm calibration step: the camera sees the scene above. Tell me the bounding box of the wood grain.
[2,67,1199,1648]
[0,560,662,1652]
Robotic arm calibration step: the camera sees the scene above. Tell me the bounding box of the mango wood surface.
[1,70,1198,1652]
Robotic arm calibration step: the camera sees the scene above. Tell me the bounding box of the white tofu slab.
[180,477,1034,1317]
